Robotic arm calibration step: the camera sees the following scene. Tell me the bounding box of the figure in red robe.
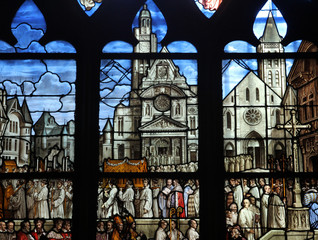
[16,220,34,240]
[61,220,72,240]
[167,179,186,218]
[31,219,46,240]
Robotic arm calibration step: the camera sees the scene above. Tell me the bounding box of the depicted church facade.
[99,5,198,168]
[223,12,295,171]
[0,89,33,167]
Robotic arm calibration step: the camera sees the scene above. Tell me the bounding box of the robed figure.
[267,187,286,229]
[167,180,186,218]
[158,180,174,218]
[34,181,49,219]
[303,189,318,229]
[9,180,26,219]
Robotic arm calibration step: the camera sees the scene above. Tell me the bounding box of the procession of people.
[97,179,200,220]
[225,177,291,240]
[1,179,73,220]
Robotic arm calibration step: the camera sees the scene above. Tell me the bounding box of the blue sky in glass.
[194,0,215,18]
[0,0,76,53]
[0,60,76,126]
[102,41,133,53]
[253,1,287,40]
[77,0,102,17]
[0,0,76,126]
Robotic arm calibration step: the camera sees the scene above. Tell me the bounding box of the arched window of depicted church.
[268,70,272,85]
[276,109,281,125]
[245,88,250,101]
[226,112,231,129]
[275,70,280,86]
[256,88,260,101]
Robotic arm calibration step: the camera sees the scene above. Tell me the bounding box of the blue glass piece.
[45,41,76,53]
[0,41,15,53]
[173,60,198,85]
[16,41,46,53]
[77,0,102,17]
[12,23,44,50]
[224,41,256,53]
[222,59,258,99]
[194,0,216,18]
[102,41,133,53]
[12,0,46,32]
[132,0,167,44]
[285,40,302,53]
[167,41,197,53]
[253,0,287,39]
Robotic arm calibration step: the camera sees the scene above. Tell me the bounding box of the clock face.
[243,108,262,125]
[157,66,168,78]
[154,94,170,112]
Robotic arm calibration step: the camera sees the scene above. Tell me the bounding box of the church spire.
[260,11,282,43]
[257,10,286,98]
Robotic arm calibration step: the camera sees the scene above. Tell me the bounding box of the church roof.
[139,115,188,132]
[260,11,282,43]
[21,99,33,124]
[223,71,282,102]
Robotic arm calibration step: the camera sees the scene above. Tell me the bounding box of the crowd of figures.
[0,218,71,240]
[1,179,73,220]
[148,162,198,173]
[224,177,318,240]
[96,215,199,240]
[97,179,200,219]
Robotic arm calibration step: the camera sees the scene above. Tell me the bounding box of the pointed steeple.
[260,11,282,43]
[22,99,33,124]
[103,118,113,132]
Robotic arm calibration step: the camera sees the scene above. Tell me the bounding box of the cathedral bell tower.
[257,11,286,98]
[131,4,157,106]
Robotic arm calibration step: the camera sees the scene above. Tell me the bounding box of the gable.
[139,115,188,132]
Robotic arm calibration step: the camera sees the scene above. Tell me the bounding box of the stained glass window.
[1,0,318,239]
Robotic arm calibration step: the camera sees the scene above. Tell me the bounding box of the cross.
[276,109,311,207]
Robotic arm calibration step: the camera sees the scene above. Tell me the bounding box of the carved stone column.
[287,207,310,231]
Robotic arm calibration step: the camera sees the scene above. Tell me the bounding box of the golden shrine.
[2,160,17,173]
[103,158,148,188]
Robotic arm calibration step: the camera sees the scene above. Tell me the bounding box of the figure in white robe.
[102,183,119,218]
[51,181,65,218]
[168,220,184,240]
[97,185,105,219]
[137,179,153,218]
[34,181,49,219]
[158,179,174,218]
[118,181,135,217]
[155,220,168,240]
[233,180,244,211]
[261,185,271,234]
[248,179,260,208]
[238,199,255,240]
[267,186,286,229]
[186,219,199,240]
